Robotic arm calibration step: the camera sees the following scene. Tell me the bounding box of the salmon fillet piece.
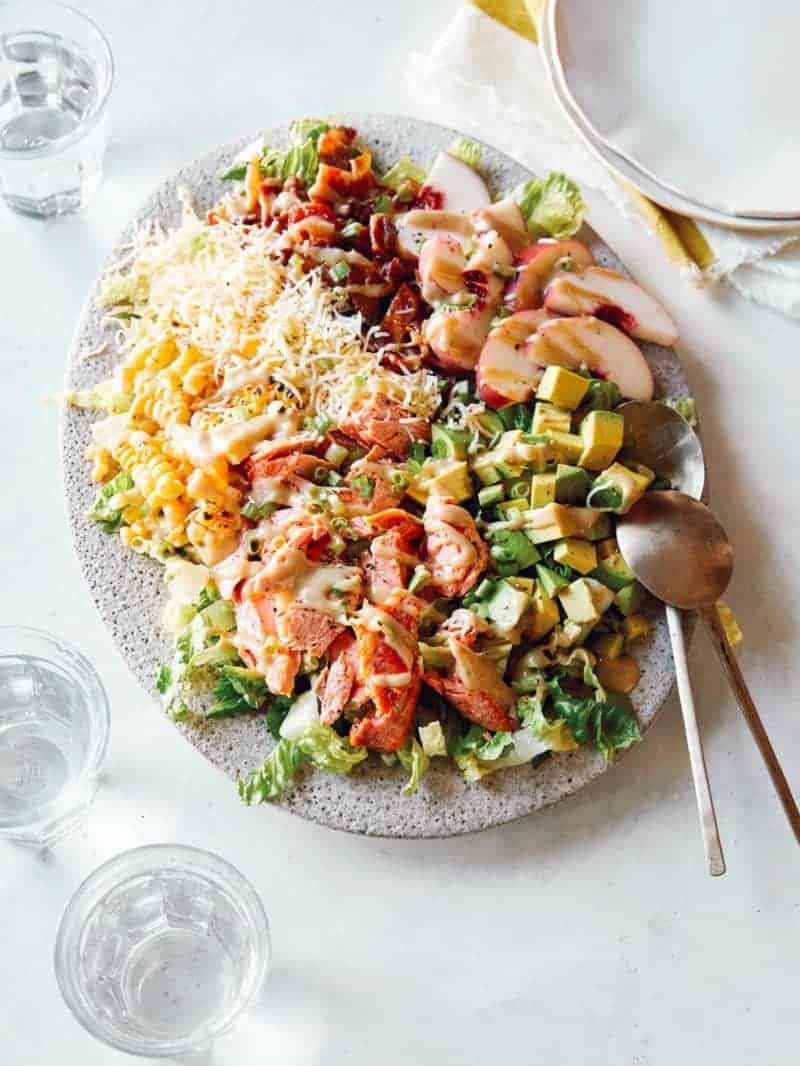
[339,393,430,459]
[423,672,517,733]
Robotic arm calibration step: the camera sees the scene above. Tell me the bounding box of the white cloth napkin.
[406,4,800,319]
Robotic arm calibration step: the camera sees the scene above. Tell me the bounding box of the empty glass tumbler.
[54,845,271,1058]
[0,1,113,217]
[0,626,110,846]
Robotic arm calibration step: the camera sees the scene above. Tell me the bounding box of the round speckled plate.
[61,114,691,837]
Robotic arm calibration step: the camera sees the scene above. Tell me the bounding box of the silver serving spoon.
[617,403,800,858]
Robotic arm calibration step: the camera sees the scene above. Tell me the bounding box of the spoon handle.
[666,605,726,876]
[699,605,800,845]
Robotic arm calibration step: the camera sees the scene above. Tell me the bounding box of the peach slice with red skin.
[471,197,529,255]
[418,234,467,304]
[425,151,492,214]
[505,239,595,313]
[524,316,654,401]
[476,309,551,406]
[543,266,678,346]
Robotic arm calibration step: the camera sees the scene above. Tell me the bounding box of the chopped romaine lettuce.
[288,118,330,145]
[208,665,268,718]
[419,720,447,758]
[239,724,368,804]
[380,157,426,191]
[662,396,698,427]
[397,737,430,796]
[516,692,578,751]
[223,120,327,187]
[581,379,622,413]
[512,172,585,240]
[546,669,640,761]
[265,695,294,740]
[449,137,482,169]
[454,725,514,761]
[87,471,134,534]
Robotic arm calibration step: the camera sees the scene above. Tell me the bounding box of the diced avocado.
[489,528,541,570]
[587,513,612,541]
[536,365,590,410]
[592,632,624,660]
[407,458,473,504]
[419,720,448,757]
[526,523,565,545]
[532,402,571,435]
[553,538,598,575]
[615,582,645,617]
[495,498,528,520]
[475,409,505,438]
[486,579,531,629]
[530,472,557,509]
[419,643,455,670]
[507,575,535,595]
[505,478,533,502]
[596,536,619,560]
[478,483,504,508]
[590,551,636,591]
[524,502,590,544]
[586,461,654,515]
[558,579,601,623]
[536,563,570,597]
[555,463,592,504]
[482,641,513,674]
[431,423,471,461]
[622,614,650,643]
[473,462,502,486]
[585,576,615,614]
[528,586,560,641]
[578,410,624,471]
[473,578,497,600]
[547,430,583,464]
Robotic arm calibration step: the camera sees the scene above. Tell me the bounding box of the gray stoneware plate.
[61,113,690,838]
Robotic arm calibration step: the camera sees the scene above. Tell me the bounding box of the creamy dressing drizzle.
[169,407,301,465]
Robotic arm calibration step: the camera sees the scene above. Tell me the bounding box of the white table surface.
[2,2,798,1063]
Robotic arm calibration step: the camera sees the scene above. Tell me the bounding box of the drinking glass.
[0,1,113,217]
[0,626,110,846]
[54,845,271,1058]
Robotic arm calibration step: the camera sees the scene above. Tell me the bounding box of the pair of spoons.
[614,402,799,875]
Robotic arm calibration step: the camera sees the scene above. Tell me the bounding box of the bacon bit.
[415,184,444,210]
[206,209,221,225]
[348,293,383,323]
[369,213,397,258]
[380,282,422,344]
[310,151,377,204]
[462,269,490,303]
[286,202,337,226]
[378,256,416,284]
[318,126,358,167]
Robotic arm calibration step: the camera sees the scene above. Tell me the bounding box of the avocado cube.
[587,461,654,515]
[489,527,540,570]
[615,582,645,617]
[407,458,473,504]
[508,575,535,595]
[596,536,619,560]
[530,473,557,509]
[587,513,613,541]
[555,463,592,504]
[528,586,560,641]
[622,614,651,643]
[591,550,636,591]
[486,580,531,629]
[547,430,584,464]
[536,365,590,410]
[532,402,571,435]
[536,563,570,598]
[585,576,616,614]
[495,498,528,519]
[558,579,601,623]
[592,632,624,660]
[578,410,624,471]
[431,423,471,461]
[553,538,598,575]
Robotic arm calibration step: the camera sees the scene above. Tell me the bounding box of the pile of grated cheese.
[99,198,442,431]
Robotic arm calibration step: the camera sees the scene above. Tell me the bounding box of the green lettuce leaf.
[449,137,482,169]
[265,695,294,740]
[594,691,641,762]
[512,172,585,239]
[88,471,134,533]
[546,670,640,761]
[453,724,514,761]
[663,396,698,427]
[288,118,330,145]
[397,737,430,796]
[208,665,268,718]
[238,723,367,804]
[223,120,328,187]
[516,692,578,751]
[582,378,622,413]
[381,157,426,191]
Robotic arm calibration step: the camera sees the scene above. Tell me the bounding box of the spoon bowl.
[616,491,733,609]
[618,400,705,500]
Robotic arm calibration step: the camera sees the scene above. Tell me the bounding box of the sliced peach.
[424,304,495,374]
[543,266,678,346]
[523,316,654,401]
[418,234,468,304]
[505,239,595,313]
[475,309,550,406]
[425,150,491,214]
[395,209,473,261]
[471,197,528,255]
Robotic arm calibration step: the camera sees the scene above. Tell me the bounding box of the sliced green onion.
[389,471,409,493]
[341,220,364,239]
[350,475,375,501]
[329,260,351,283]
[408,565,431,594]
[241,499,277,520]
[324,442,348,466]
[492,262,517,280]
[374,193,392,213]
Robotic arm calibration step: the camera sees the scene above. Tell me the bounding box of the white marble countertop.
[1,2,798,1063]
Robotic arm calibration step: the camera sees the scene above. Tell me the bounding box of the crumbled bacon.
[380,283,422,344]
[369,213,396,259]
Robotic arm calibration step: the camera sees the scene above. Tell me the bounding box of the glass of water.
[0,627,110,846]
[0,1,113,217]
[55,845,271,1058]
